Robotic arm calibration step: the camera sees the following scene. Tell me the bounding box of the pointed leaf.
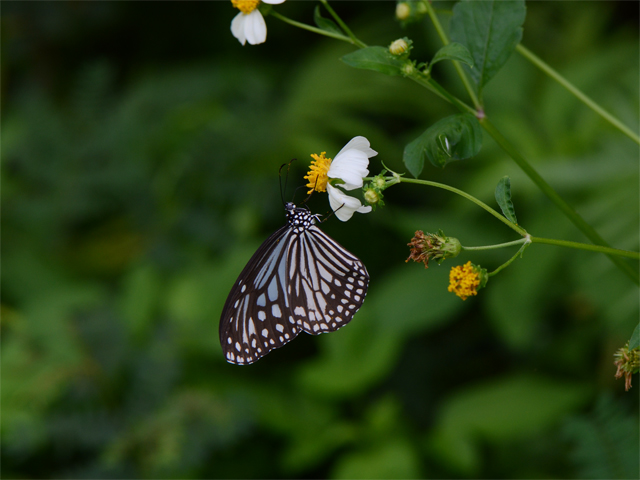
[495,176,517,224]
[314,6,343,36]
[403,113,482,176]
[341,46,408,77]
[450,0,526,95]
[431,42,474,68]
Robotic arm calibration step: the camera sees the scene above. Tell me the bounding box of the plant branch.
[395,176,528,237]
[516,44,640,145]
[481,117,639,285]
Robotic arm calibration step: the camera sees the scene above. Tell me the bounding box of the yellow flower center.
[231,0,260,15]
[447,261,480,301]
[304,152,332,194]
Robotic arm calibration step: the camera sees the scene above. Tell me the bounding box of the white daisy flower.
[304,136,377,222]
[230,0,285,46]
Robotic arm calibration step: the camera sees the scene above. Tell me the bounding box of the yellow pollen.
[231,0,260,15]
[304,152,332,194]
[448,261,480,301]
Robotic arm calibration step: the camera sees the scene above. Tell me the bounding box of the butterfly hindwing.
[288,226,368,335]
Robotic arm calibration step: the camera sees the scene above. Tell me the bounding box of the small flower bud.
[401,62,416,77]
[389,38,409,56]
[363,188,382,206]
[372,176,386,190]
[395,2,411,21]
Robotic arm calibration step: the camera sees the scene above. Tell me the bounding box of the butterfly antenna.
[279,159,296,206]
[298,173,320,206]
[318,202,345,223]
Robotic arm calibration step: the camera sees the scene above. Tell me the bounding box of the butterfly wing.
[219,225,301,364]
[287,225,369,334]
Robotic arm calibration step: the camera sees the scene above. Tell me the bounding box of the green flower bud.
[364,188,380,205]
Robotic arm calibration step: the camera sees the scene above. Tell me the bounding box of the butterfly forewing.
[219,203,369,365]
[219,225,301,364]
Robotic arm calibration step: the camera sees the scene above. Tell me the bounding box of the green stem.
[462,238,528,251]
[423,0,480,109]
[270,11,355,45]
[394,175,528,236]
[319,0,367,49]
[480,117,639,285]
[406,71,476,114]
[517,44,640,145]
[489,241,530,277]
[531,237,640,260]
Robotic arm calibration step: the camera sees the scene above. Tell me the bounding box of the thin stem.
[407,71,476,114]
[423,0,480,109]
[480,117,639,285]
[517,44,640,145]
[489,241,530,277]
[530,236,640,260]
[270,11,354,45]
[395,176,528,237]
[319,0,367,49]
[462,238,528,251]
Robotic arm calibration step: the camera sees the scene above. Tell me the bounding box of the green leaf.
[341,46,408,77]
[495,175,518,224]
[430,42,475,68]
[403,113,482,176]
[629,323,640,350]
[449,0,526,96]
[313,6,343,36]
[428,374,591,475]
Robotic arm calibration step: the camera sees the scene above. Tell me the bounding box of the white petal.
[327,184,371,222]
[329,150,370,190]
[335,136,378,159]
[262,0,286,4]
[231,13,247,45]
[328,136,377,190]
[244,10,267,45]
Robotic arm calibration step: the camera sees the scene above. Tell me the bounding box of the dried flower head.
[614,343,639,391]
[406,230,461,268]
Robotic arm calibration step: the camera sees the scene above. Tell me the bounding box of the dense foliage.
[2,1,638,478]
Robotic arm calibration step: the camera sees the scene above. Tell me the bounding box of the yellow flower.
[448,261,482,301]
[231,0,260,14]
[304,152,332,194]
[304,137,376,222]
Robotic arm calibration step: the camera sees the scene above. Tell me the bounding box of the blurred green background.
[2,1,639,478]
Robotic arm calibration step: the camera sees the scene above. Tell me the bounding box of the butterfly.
[219,202,369,364]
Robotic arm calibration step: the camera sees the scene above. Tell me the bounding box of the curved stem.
[530,236,640,260]
[517,44,640,145]
[423,0,480,109]
[481,117,639,285]
[489,241,530,277]
[319,0,367,49]
[462,238,528,251]
[270,11,355,45]
[406,71,476,114]
[395,176,528,237]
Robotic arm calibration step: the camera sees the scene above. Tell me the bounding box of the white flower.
[328,136,377,221]
[230,0,285,46]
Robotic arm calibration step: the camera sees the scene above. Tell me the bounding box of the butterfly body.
[220,202,369,364]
